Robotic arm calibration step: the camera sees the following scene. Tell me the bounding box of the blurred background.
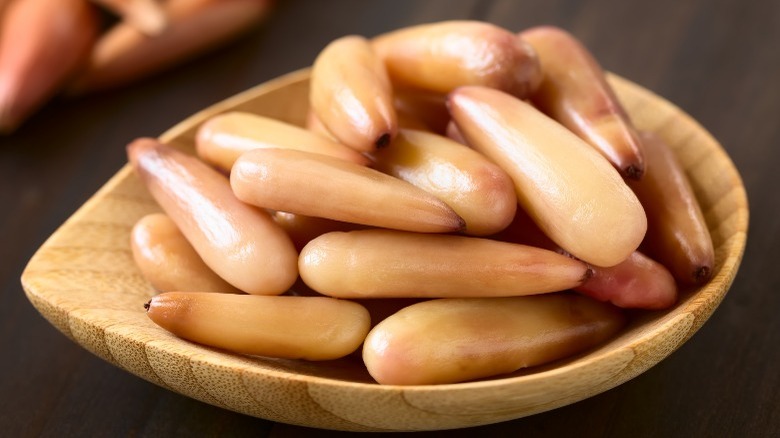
[1,0,778,436]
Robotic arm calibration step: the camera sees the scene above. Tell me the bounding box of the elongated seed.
[493,208,677,309]
[0,0,99,133]
[231,148,465,233]
[127,138,298,295]
[131,213,242,293]
[196,111,370,171]
[627,131,714,285]
[373,20,542,97]
[299,229,590,298]
[521,26,645,179]
[370,129,517,235]
[147,292,370,360]
[449,86,647,267]
[310,35,397,152]
[363,294,625,385]
[69,0,272,94]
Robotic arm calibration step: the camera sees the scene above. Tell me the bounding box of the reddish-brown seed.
[70,0,273,94]
[521,26,646,179]
[628,131,714,285]
[494,208,677,309]
[0,0,99,133]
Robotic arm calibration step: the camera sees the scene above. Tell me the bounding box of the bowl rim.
[21,68,749,430]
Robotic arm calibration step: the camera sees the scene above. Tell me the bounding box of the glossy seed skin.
[131,213,242,293]
[371,129,517,235]
[231,149,465,233]
[363,294,625,385]
[0,0,99,133]
[521,26,645,179]
[304,109,338,141]
[273,211,364,252]
[196,111,370,171]
[493,208,677,309]
[127,138,298,295]
[299,229,590,299]
[310,35,397,152]
[146,292,371,360]
[577,251,677,309]
[373,20,542,97]
[449,86,647,267]
[628,131,714,285]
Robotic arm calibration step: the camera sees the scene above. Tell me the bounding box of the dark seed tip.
[453,215,467,233]
[584,267,595,281]
[375,133,391,148]
[143,300,151,311]
[624,164,644,180]
[694,266,712,283]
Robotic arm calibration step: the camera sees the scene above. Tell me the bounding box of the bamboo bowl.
[21,69,748,432]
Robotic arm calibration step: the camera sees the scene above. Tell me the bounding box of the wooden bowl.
[21,69,748,432]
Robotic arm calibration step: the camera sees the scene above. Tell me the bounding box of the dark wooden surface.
[1,0,778,436]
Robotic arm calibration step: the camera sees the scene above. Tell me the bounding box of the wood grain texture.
[3,0,777,436]
[20,69,748,431]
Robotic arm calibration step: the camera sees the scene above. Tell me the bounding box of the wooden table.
[1,0,777,435]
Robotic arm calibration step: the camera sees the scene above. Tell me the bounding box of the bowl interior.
[21,69,748,432]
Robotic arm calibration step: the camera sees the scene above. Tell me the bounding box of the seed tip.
[452,215,467,232]
[624,164,644,180]
[694,266,711,283]
[143,300,151,311]
[584,266,595,281]
[375,133,391,148]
